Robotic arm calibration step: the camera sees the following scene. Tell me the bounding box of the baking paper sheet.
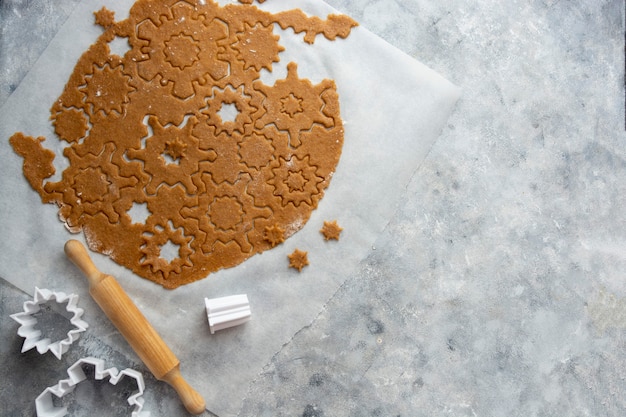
[0,0,460,415]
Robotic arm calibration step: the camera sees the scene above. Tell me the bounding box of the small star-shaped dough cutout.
[288,249,309,272]
[264,224,285,247]
[281,94,303,117]
[320,220,343,241]
[164,137,188,161]
[94,7,115,28]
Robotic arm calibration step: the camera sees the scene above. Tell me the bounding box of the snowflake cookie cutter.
[35,357,149,417]
[10,287,88,359]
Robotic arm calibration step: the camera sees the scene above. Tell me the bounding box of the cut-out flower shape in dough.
[233,22,285,72]
[136,1,228,99]
[270,155,324,207]
[81,63,135,116]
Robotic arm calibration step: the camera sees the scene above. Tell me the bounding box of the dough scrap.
[288,249,309,272]
[320,220,342,241]
[9,0,357,288]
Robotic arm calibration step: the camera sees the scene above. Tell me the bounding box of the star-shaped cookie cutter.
[10,287,88,359]
[35,357,149,417]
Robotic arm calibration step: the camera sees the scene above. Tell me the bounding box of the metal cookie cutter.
[35,357,149,417]
[10,287,88,359]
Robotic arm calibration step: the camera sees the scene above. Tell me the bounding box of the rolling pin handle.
[64,239,106,287]
[163,366,207,415]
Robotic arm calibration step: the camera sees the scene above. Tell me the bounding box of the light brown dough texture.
[9,0,357,289]
[320,220,343,241]
[288,248,309,272]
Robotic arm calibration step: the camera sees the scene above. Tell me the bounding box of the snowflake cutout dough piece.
[93,7,115,28]
[288,248,309,272]
[320,220,343,240]
[35,357,148,417]
[264,224,285,247]
[10,287,88,360]
[9,0,357,289]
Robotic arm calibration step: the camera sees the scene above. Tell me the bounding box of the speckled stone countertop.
[2,0,625,416]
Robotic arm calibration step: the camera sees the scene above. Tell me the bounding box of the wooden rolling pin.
[64,239,206,415]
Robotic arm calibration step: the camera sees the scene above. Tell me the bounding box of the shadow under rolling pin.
[64,239,206,415]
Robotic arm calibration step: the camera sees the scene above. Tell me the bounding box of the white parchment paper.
[0,0,460,415]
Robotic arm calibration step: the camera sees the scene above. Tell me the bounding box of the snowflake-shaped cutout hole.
[35,357,149,417]
[10,287,88,360]
[218,102,240,123]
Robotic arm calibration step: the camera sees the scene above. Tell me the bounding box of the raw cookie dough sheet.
[0,0,460,415]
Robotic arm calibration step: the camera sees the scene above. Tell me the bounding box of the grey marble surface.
[2,0,625,416]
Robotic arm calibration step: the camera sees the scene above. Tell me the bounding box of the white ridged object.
[205,294,251,334]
